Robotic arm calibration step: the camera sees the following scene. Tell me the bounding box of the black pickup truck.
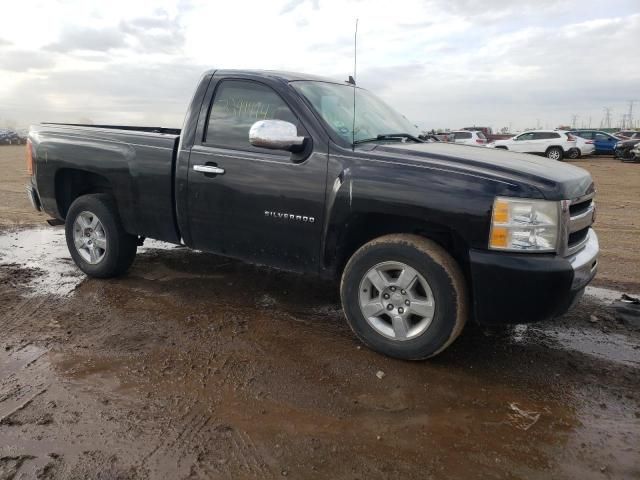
[26,69,599,359]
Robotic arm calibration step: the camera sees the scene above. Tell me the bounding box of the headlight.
[489,197,559,252]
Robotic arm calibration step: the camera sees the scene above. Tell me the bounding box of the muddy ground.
[0,145,639,479]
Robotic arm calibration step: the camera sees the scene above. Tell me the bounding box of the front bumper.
[469,229,598,325]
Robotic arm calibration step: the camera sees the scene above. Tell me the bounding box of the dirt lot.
[0,145,639,479]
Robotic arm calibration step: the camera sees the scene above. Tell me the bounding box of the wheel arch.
[328,212,470,280]
[545,145,565,153]
[54,168,115,219]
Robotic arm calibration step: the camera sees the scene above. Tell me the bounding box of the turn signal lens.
[489,227,508,248]
[489,197,560,252]
[25,139,34,175]
[492,199,509,223]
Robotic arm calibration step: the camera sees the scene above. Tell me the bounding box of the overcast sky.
[1,0,639,131]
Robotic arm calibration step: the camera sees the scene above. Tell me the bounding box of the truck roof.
[206,69,347,85]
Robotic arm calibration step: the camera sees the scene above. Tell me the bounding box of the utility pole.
[601,107,612,129]
[570,114,578,129]
[619,114,627,129]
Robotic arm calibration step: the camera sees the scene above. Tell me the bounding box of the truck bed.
[31,122,182,244]
[42,123,181,136]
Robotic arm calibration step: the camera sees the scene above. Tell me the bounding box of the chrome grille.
[562,193,595,256]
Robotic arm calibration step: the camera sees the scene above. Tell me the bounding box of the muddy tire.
[546,147,564,161]
[340,234,468,360]
[65,194,137,278]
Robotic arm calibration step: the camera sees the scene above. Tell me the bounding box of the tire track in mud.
[0,344,54,478]
[0,293,48,338]
[140,408,276,479]
[137,346,275,479]
[0,344,51,423]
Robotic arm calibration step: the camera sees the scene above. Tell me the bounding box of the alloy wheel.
[358,261,436,341]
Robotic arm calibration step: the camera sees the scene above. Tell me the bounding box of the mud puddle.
[510,323,639,367]
[586,285,640,304]
[0,226,178,296]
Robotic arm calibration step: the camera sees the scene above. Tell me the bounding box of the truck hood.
[372,142,594,200]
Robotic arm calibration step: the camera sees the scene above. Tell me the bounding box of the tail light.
[586,140,594,144]
[476,139,485,144]
[26,139,34,175]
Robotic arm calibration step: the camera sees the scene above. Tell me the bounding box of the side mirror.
[249,120,306,152]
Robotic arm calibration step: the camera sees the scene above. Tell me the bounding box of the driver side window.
[205,80,299,150]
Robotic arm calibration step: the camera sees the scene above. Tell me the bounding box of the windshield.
[292,81,420,144]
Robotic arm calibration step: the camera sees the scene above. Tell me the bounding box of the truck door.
[186,78,327,273]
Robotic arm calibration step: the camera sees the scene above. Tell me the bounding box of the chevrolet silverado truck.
[25,69,599,360]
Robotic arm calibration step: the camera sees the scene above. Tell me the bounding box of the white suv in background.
[450,130,487,146]
[490,130,577,160]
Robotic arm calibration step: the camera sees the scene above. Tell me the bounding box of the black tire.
[65,194,137,278]
[546,147,564,161]
[567,148,581,160]
[340,234,468,360]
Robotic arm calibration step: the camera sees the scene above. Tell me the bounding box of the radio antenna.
[351,18,358,151]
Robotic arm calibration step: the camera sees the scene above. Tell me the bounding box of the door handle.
[193,165,225,175]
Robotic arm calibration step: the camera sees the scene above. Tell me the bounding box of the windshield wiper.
[353,133,424,145]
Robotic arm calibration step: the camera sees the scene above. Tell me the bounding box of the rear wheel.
[340,234,468,360]
[567,148,581,159]
[546,147,563,161]
[65,194,137,278]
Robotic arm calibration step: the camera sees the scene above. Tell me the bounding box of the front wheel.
[340,234,468,360]
[65,194,137,278]
[546,147,564,161]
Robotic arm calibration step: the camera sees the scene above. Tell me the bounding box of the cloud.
[280,0,319,15]
[118,12,186,53]
[1,0,639,130]
[0,50,56,72]
[2,60,205,126]
[45,27,127,53]
[44,11,185,54]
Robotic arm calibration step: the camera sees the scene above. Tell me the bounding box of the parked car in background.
[418,133,441,142]
[570,130,618,155]
[614,136,640,161]
[567,135,595,159]
[490,130,576,160]
[613,130,639,140]
[0,129,27,145]
[462,126,512,143]
[450,130,486,146]
[629,143,640,162]
[437,133,454,142]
